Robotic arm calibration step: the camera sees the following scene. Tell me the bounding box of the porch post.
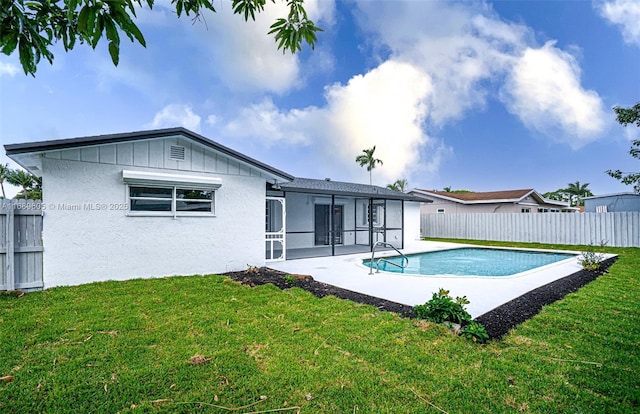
[401,200,405,249]
[368,198,373,251]
[331,195,335,256]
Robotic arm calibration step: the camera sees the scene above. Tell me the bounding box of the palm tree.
[442,186,452,192]
[6,169,35,199]
[387,178,408,192]
[564,181,593,207]
[0,163,9,198]
[356,146,383,185]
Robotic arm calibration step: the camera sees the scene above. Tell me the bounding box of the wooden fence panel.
[421,212,640,247]
[1,200,43,290]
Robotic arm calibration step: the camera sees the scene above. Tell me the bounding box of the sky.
[1,0,639,199]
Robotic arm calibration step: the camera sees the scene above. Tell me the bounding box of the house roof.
[4,127,294,182]
[583,192,640,200]
[409,188,571,208]
[278,177,426,201]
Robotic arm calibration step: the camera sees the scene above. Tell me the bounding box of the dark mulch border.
[223,256,617,340]
[475,256,617,338]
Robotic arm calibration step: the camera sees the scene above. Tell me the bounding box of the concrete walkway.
[269,240,607,318]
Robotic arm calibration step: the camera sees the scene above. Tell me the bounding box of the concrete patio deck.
[269,240,609,318]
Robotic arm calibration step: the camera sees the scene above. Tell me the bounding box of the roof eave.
[283,184,424,201]
[4,127,294,182]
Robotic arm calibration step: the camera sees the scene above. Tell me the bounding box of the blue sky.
[1,0,639,198]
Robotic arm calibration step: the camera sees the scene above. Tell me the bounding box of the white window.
[596,205,608,213]
[437,208,445,214]
[521,208,531,213]
[129,186,214,215]
[122,170,221,217]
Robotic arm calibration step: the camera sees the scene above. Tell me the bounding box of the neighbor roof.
[409,188,570,207]
[420,189,534,202]
[583,192,640,200]
[4,127,294,181]
[279,178,426,201]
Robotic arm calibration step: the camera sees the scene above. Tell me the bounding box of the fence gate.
[1,199,43,291]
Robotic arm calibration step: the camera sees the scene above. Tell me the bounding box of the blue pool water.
[363,248,576,277]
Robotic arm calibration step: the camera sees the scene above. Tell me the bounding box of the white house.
[5,128,422,288]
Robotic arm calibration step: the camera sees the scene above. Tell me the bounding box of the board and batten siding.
[0,199,43,291]
[43,135,269,179]
[421,212,639,247]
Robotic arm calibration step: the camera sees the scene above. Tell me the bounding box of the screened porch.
[266,178,422,261]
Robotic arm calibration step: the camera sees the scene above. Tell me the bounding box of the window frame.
[122,170,221,218]
[127,184,216,217]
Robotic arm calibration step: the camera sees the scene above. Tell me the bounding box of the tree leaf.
[108,40,119,65]
[77,5,90,33]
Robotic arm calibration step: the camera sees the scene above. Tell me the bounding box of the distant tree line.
[0,164,42,200]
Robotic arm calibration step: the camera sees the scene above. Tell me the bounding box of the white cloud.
[597,0,640,46]
[186,0,335,94]
[501,42,606,148]
[354,1,607,145]
[320,60,434,183]
[0,62,19,77]
[224,60,441,184]
[355,1,524,125]
[220,1,609,184]
[148,104,201,132]
[206,114,218,126]
[224,98,315,146]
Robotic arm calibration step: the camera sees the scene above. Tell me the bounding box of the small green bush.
[283,274,296,285]
[460,321,489,343]
[579,250,605,271]
[414,288,489,344]
[413,288,471,325]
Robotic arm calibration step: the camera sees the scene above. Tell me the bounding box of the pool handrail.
[369,241,409,274]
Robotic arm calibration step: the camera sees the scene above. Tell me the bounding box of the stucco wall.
[41,158,266,287]
[404,201,421,242]
[285,194,359,249]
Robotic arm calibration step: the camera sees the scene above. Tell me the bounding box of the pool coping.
[359,245,581,279]
[269,240,617,318]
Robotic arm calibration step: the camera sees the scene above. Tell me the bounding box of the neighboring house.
[408,188,574,214]
[583,192,640,213]
[4,128,422,288]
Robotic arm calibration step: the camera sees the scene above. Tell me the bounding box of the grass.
[1,239,638,413]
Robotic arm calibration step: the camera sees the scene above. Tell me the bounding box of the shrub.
[460,321,489,343]
[413,288,471,325]
[414,288,489,344]
[579,242,607,271]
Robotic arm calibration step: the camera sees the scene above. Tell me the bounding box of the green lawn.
[1,240,638,413]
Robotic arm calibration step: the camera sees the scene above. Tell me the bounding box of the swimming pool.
[364,248,577,277]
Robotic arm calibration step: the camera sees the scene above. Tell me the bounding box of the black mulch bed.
[223,256,617,340]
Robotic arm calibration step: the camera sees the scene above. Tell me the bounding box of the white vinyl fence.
[421,212,640,247]
[1,200,43,291]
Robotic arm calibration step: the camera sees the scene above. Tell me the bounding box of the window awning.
[122,170,222,189]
